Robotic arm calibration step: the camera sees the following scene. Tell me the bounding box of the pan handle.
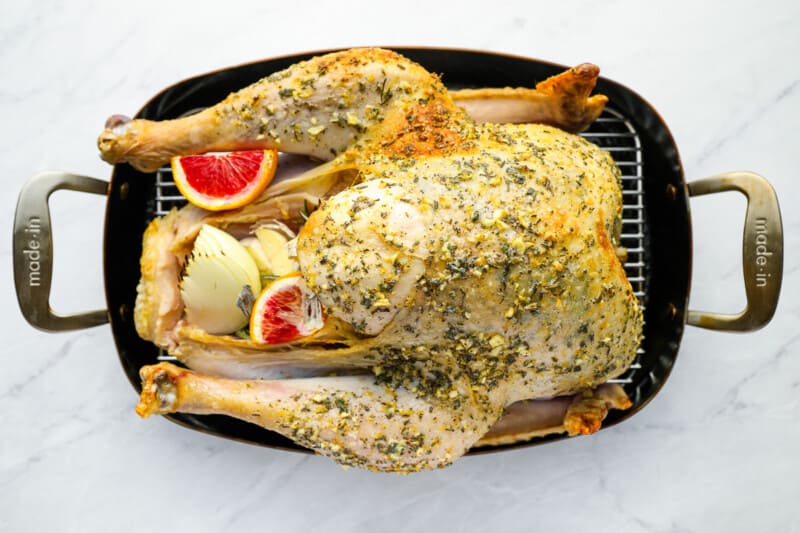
[686,171,782,331]
[13,171,110,331]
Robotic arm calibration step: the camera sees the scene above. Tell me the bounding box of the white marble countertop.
[2,1,798,531]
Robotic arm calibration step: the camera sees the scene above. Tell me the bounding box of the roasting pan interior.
[103,48,690,452]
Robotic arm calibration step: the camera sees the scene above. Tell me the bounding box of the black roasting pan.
[13,48,783,454]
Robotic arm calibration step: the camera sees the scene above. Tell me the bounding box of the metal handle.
[687,171,782,331]
[13,171,110,331]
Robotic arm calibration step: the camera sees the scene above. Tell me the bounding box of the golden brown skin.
[113,48,642,473]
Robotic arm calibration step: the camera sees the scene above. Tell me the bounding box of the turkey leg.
[137,361,495,473]
[97,48,446,172]
[97,48,606,172]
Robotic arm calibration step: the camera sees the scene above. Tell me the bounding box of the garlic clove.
[255,227,298,276]
[240,237,272,273]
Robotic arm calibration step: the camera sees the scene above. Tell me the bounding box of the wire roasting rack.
[580,108,648,391]
[150,107,649,392]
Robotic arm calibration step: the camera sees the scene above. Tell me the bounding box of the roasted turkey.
[98,48,643,473]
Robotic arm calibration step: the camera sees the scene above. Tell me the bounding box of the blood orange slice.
[250,272,324,344]
[171,150,278,211]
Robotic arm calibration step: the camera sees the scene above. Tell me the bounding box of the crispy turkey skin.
[99,48,642,472]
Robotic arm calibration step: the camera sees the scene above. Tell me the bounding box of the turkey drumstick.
[98,48,605,172]
[137,361,495,473]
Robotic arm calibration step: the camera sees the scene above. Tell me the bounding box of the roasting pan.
[13,48,783,454]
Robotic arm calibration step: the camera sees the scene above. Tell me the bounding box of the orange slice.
[171,150,278,211]
[250,272,324,344]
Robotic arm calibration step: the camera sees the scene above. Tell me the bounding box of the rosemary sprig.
[299,199,318,222]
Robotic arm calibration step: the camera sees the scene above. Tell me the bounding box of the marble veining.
[693,79,800,166]
[2,0,799,532]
